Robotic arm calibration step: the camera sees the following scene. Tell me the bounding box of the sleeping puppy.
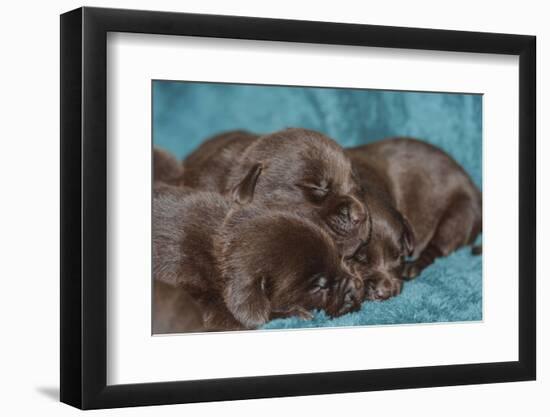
[344,175,412,301]
[182,128,369,256]
[225,128,370,257]
[346,138,482,300]
[153,185,364,331]
[217,206,364,327]
[153,147,184,185]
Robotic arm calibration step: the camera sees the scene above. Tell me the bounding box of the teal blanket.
[153,81,483,328]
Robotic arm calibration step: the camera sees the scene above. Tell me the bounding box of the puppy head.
[217,208,365,328]
[347,196,414,301]
[229,128,369,252]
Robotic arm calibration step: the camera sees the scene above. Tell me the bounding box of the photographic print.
[60,8,536,408]
[152,81,483,334]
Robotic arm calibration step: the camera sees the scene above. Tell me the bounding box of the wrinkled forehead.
[291,145,354,191]
[250,130,354,187]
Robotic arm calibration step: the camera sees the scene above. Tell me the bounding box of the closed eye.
[296,182,330,199]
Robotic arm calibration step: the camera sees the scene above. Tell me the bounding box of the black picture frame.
[60,6,536,410]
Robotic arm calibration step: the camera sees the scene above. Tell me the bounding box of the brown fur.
[153,186,241,331]
[182,130,258,191]
[181,129,370,256]
[346,138,482,300]
[225,128,370,257]
[152,186,364,332]
[153,147,184,185]
[153,281,205,334]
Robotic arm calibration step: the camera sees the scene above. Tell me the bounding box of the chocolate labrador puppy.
[225,128,370,257]
[153,185,363,332]
[346,138,482,300]
[182,129,370,256]
[217,205,364,327]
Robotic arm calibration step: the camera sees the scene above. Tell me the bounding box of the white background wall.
[0,0,546,415]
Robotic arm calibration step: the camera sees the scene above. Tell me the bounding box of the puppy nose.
[364,274,402,301]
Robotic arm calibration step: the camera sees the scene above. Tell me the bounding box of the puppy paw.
[402,261,422,280]
[295,307,314,321]
[364,276,402,301]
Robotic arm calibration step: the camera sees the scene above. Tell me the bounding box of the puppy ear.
[231,163,263,205]
[223,275,271,329]
[402,216,416,256]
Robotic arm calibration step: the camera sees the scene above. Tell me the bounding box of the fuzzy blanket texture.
[153,81,483,328]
